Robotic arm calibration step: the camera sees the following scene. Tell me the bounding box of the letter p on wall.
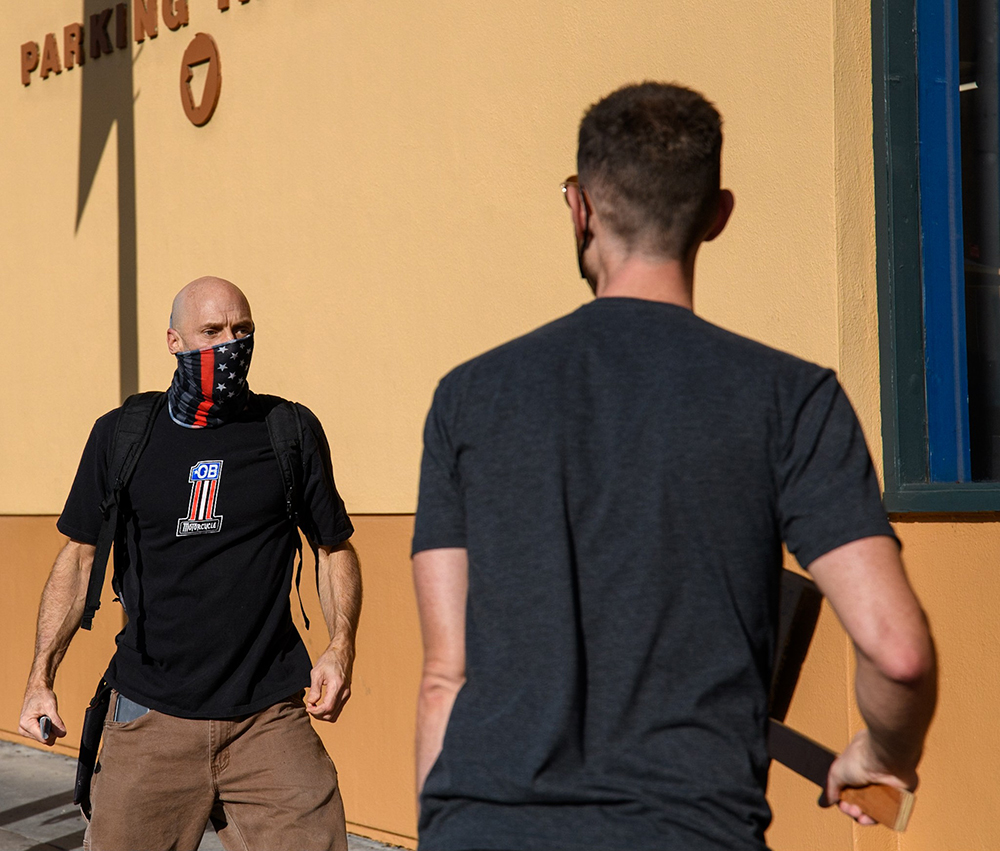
[21,41,38,85]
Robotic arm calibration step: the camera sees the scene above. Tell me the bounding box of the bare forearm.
[854,638,938,773]
[416,674,463,795]
[318,541,362,656]
[28,542,94,688]
[810,538,938,778]
[305,542,361,722]
[412,547,469,797]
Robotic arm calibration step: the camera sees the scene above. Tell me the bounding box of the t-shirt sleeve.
[776,368,897,568]
[296,405,354,547]
[412,377,467,555]
[56,410,120,545]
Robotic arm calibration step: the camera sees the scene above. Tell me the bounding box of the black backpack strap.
[81,392,167,630]
[263,397,320,629]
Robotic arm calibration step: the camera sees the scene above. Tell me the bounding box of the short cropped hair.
[577,82,723,259]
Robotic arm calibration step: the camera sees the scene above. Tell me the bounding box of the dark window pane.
[960,0,1000,478]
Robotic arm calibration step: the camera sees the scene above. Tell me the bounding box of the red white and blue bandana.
[167,334,254,428]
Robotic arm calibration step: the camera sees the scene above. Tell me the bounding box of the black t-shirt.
[412,298,895,851]
[59,395,354,719]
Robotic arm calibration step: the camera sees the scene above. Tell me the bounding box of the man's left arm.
[413,547,468,797]
[306,540,362,722]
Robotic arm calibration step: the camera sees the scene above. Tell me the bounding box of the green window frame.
[875,0,1000,511]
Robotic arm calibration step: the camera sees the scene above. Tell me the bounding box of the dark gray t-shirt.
[412,298,895,851]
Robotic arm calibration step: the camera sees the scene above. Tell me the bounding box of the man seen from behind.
[411,82,937,850]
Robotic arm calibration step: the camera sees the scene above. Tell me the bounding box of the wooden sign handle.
[840,784,915,832]
[769,719,915,832]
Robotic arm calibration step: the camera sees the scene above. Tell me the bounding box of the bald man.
[19,277,360,851]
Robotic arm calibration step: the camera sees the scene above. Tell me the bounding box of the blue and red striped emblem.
[176,460,225,536]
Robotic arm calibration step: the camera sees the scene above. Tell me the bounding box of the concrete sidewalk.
[0,741,394,851]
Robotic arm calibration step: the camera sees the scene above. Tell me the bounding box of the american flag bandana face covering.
[167,334,254,428]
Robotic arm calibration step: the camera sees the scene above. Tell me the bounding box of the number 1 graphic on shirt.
[176,460,225,537]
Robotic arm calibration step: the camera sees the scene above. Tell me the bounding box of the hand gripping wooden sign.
[20,0,240,127]
[769,570,915,831]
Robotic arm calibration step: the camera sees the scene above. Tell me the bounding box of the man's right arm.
[807,535,937,824]
[18,539,96,745]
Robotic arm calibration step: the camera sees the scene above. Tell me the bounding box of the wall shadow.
[76,0,137,402]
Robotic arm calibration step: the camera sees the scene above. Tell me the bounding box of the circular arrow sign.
[180,33,222,126]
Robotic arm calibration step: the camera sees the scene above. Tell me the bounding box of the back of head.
[578,82,722,260]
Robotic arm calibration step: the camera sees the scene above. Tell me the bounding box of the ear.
[565,184,589,245]
[167,327,184,354]
[704,189,734,242]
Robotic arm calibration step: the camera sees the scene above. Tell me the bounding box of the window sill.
[884,482,1000,514]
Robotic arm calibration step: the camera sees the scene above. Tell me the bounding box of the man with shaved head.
[19,277,360,851]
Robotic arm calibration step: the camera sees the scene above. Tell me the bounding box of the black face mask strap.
[576,187,593,282]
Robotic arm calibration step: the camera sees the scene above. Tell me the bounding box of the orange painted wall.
[0,514,421,848]
[0,517,122,759]
[877,521,1000,850]
[295,515,422,848]
[766,517,1000,850]
[8,512,998,849]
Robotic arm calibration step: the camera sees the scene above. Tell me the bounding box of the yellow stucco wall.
[1,0,850,516]
[2,0,997,848]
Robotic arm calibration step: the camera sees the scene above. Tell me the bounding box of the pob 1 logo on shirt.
[177,459,225,536]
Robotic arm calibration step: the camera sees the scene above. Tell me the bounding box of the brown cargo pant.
[83,691,348,851]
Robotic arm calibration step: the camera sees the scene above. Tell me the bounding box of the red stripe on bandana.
[193,348,215,428]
